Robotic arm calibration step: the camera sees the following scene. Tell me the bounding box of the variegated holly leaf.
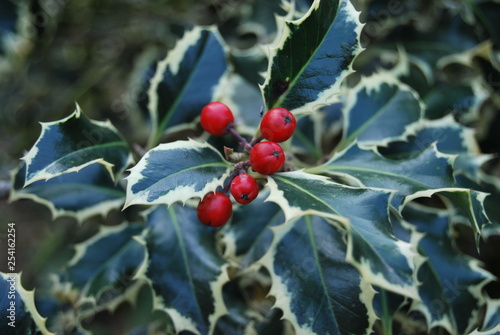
[221,73,264,134]
[336,74,423,151]
[382,13,481,69]
[408,189,490,237]
[265,171,419,298]
[65,222,146,298]
[0,273,53,335]
[124,139,232,208]
[290,112,325,162]
[261,0,363,113]
[310,143,458,208]
[454,158,500,229]
[138,204,229,335]
[21,104,132,187]
[258,215,376,334]
[288,101,341,162]
[422,80,486,121]
[220,190,284,267]
[480,297,500,333]
[10,162,126,222]
[379,115,480,159]
[75,281,171,335]
[381,47,487,121]
[401,205,494,334]
[369,210,423,331]
[371,286,407,332]
[214,273,287,335]
[139,26,230,146]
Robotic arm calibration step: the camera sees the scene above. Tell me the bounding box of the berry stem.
[227,126,253,152]
[222,174,236,194]
[249,135,264,147]
[223,160,251,193]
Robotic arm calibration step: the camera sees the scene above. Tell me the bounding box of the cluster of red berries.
[196,101,296,227]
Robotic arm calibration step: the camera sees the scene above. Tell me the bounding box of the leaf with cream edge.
[21,104,132,186]
[136,204,229,335]
[261,0,363,113]
[220,189,284,267]
[379,114,481,159]
[309,142,459,208]
[257,215,376,335]
[390,47,489,121]
[400,205,494,335]
[376,115,492,238]
[455,158,500,230]
[65,222,147,298]
[336,73,424,151]
[479,297,500,333]
[404,188,490,237]
[0,272,54,335]
[139,26,231,147]
[124,139,232,208]
[75,281,172,334]
[10,162,126,222]
[214,278,288,335]
[265,170,419,299]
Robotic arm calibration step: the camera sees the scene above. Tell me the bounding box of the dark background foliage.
[0,0,499,333]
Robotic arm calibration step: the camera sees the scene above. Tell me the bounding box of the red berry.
[260,108,296,142]
[230,174,259,204]
[249,141,285,175]
[200,102,234,136]
[197,192,232,227]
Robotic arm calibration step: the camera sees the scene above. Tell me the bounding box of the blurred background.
[0,0,499,333]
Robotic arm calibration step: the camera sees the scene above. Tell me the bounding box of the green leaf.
[376,47,487,121]
[406,72,487,122]
[455,159,500,230]
[138,204,229,334]
[214,273,287,335]
[21,104,132,186]
[337,74,423,151]
[310,143,458,208]
[0,273,53,335]
[258,215,375,334]
[221,190,283,266]
[401,205,493,334]
[140,26,230,146]
[422,80,485,121]
[124,139,232,208]
[408,189,490,235]
[10,162,126,222]
[66,222,147,298]
[480,297,500,333]
[78,281,171,335]
[379,115,480,159]
[381,14,481,69]
[290,106,342,162]
[265,171,419,298]
[220,73,264,133]
[371,286,406,331]
[261,0,363,113]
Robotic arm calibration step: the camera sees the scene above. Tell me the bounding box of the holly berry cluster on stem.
[197,101,297,227]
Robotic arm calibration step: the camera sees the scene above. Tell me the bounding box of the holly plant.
[3,0,500,334]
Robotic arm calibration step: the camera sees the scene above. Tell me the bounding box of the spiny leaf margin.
[9,163,126,222]
[21,104,132,187]
[261,0,364,114]
[124,139,232,208]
